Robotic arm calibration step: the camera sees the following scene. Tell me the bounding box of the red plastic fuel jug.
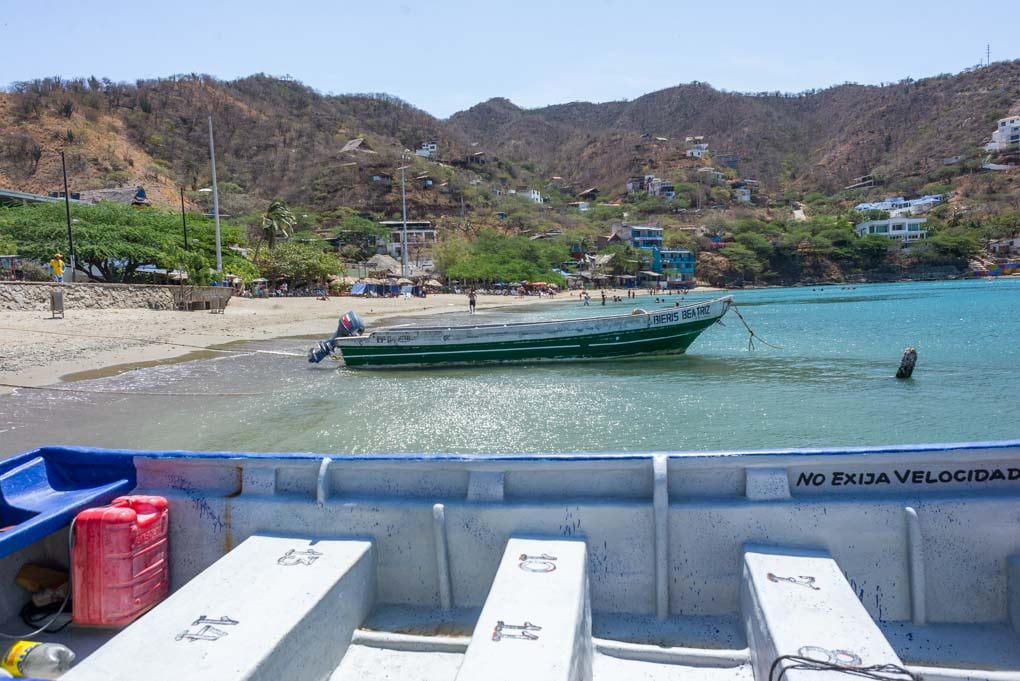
[71,495,169,627]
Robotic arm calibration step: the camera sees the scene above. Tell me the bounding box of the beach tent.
[350,283,367,295]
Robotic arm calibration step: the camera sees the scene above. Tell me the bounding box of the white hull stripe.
[588,329,701,348]
[345,343,581,360]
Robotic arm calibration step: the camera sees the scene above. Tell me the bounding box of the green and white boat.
[308,296,732,368]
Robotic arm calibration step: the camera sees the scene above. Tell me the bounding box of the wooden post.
[896,347,917,379]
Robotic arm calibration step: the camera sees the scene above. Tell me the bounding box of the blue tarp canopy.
[351,283,367,295]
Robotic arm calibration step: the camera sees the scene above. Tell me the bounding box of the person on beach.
[468,289,477,314]
[49,253,64,283]
[582,292,590,306]
[601,290,607,306]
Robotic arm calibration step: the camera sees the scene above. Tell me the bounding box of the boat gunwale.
[338,295,733,339]
[19,439,1020,467]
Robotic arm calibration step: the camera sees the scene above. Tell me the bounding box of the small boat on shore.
[308,296,733,368]
[2,440,1019,680]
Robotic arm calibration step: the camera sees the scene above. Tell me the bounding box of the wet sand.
[0,293,557,394]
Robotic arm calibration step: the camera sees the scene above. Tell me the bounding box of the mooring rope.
[769,655,919,681]
[729,303,782,351]
[0,326,306,357]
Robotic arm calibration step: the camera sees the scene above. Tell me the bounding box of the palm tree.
[260,201,296,250]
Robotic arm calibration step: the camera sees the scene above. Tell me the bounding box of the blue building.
[652,248,696,288]
[608,224,695,287]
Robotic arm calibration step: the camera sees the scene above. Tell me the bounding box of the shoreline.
[0,292,568,395]
[0,287,732,394]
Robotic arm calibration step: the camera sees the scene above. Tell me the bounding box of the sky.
[0,0,1015,118]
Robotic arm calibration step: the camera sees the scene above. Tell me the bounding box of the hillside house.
[696,167,725,182]
[653,248,696,286]
[646,177,675,199]
[379,220,437,270]
[370,172,393,187]
[854,195,943,217]
[853,217,927,243]
[609,224,664,250]
[686,143,709,159]
[626,176,647,194]
[984,116,1020,152]
[989,237,1020,256]
[733,187,752,203]
[522,189,543,204]
[415,141,438,158]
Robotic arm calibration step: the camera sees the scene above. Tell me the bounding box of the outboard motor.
[308,311,366,363]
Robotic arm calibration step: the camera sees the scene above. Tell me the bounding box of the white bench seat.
[455,537,592,681]
[742,545,903,681]
[64,535,375,681]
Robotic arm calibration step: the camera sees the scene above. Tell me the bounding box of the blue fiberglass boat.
[2,441,1020,680]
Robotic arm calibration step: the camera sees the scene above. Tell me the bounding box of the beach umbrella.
[397,278,413,285]
[425,279,443,288]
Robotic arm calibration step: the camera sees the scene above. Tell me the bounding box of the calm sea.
[2,279,1018,457]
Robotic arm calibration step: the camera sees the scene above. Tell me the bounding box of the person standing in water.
[468,289,477,314]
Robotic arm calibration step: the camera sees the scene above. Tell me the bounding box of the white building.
[853,217,928,242]
[989,237,1020,256]
[379,220,437,269]
[522,189,543,204]
[854,195,944,217]
[733,187,752,203]
[696,167,724,182]
[415,141,438,158]
[686,143,709,159]
[985,116,1020,152]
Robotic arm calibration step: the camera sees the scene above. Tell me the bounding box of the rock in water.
[896,347,917,379]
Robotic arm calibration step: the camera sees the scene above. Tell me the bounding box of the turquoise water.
[1,279,1019,456]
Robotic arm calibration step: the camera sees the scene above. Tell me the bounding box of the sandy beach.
[0,292,567,394]
[0,287,727,395]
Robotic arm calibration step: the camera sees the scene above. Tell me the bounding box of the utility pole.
[208,115,222,272]
[60,151,74,281]
[400,152,409,278]
[180,187,189,250]
[986,43,991,66]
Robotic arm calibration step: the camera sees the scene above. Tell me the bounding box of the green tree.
[439,230,567,284]
[721,243,764,283]
[259,200,296,251]
[0,202,251,283]
[255,241,341,283]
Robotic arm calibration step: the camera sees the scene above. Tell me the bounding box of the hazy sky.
[0,0,1014,118]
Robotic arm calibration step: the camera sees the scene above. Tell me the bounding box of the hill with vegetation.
[1,65,1019,287]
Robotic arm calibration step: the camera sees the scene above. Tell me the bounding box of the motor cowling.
[336,310,365,338]
[308,311,366,363]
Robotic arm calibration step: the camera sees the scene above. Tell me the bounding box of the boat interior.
[1,442,1019,680]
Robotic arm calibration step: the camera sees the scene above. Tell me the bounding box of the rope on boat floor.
[0,326,306,357]
[729,303,783,351]
[0,382,298,397]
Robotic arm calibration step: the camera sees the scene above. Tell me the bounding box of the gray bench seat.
[455,537,591,681]
[742,545,903,681]
[64,535,375,681]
